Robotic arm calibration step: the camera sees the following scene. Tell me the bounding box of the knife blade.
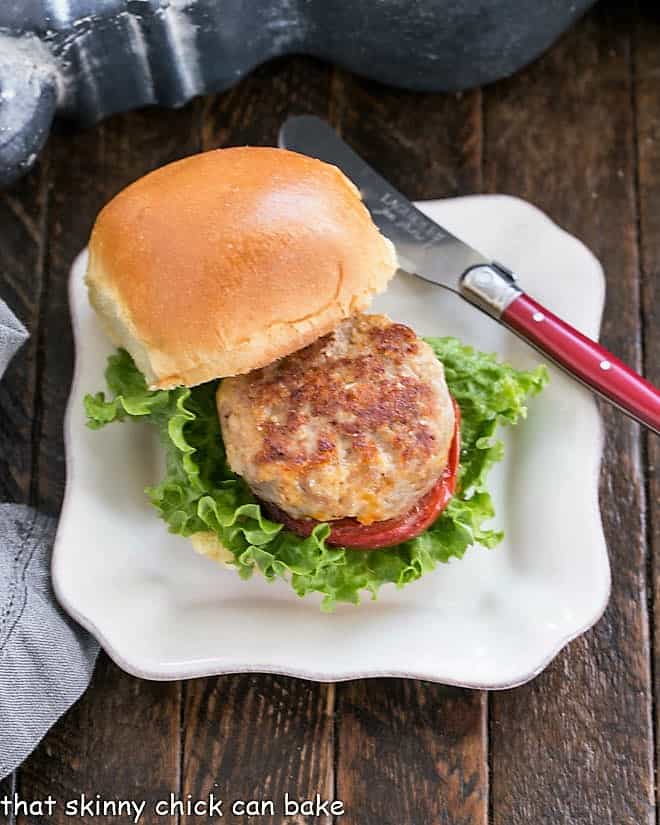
[278,115,660,435]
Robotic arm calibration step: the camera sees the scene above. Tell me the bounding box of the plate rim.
[52,193,611,689]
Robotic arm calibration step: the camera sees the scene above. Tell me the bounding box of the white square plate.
[53,195,609,688]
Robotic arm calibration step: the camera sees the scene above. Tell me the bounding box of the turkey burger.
[85,147,546,607]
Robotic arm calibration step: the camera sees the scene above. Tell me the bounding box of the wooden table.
[0,2,657,822]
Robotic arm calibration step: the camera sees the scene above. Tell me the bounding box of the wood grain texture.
[182,56,337,825]
[0,775,16,825]
[17,656,181,825]
[336,683,486,825]
[329,71,482,198]
[0,144,49,825]
[182,676,335,825]
[16,105,203,825]
[485,4,654,824]
[633,0,660,798]
[0,159,48,504]
[331,75,487,825]
[200,55,333,149]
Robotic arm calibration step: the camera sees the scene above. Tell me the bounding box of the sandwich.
[84,147,547,609]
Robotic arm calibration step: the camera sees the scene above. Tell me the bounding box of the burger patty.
[216,313,455,524]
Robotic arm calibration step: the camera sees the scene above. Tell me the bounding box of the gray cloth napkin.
[0,299,99,779]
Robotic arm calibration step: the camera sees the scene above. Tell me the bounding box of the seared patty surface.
[217,313,455,524]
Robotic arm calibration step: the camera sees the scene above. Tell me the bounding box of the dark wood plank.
[17,103,203,825]
[17,655,180,825]
[0,135,49,825]
[0,158,48,504]
[182,56,337,825]
[329,70,482,197]
[337,683,486,825]
[0,775,16,825]
[485,4,654,824]
[330,72,487,825]
[633,0,660,796]
[200,55,334,148]
[182,675,335,825]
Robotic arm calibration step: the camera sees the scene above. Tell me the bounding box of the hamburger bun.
[86,147,397,389]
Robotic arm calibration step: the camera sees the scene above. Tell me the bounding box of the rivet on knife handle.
[460,263,522,317]
[462,265,660,435]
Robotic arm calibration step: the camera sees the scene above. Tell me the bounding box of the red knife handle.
[502,292,660,433]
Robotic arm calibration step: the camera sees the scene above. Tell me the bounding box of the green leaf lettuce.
[84,341,548,610]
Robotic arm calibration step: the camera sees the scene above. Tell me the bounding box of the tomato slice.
[261,400,461,550]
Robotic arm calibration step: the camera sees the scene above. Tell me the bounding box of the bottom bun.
[190,531,235,568]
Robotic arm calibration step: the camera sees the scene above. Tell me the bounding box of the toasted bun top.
[86,147,397,388]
